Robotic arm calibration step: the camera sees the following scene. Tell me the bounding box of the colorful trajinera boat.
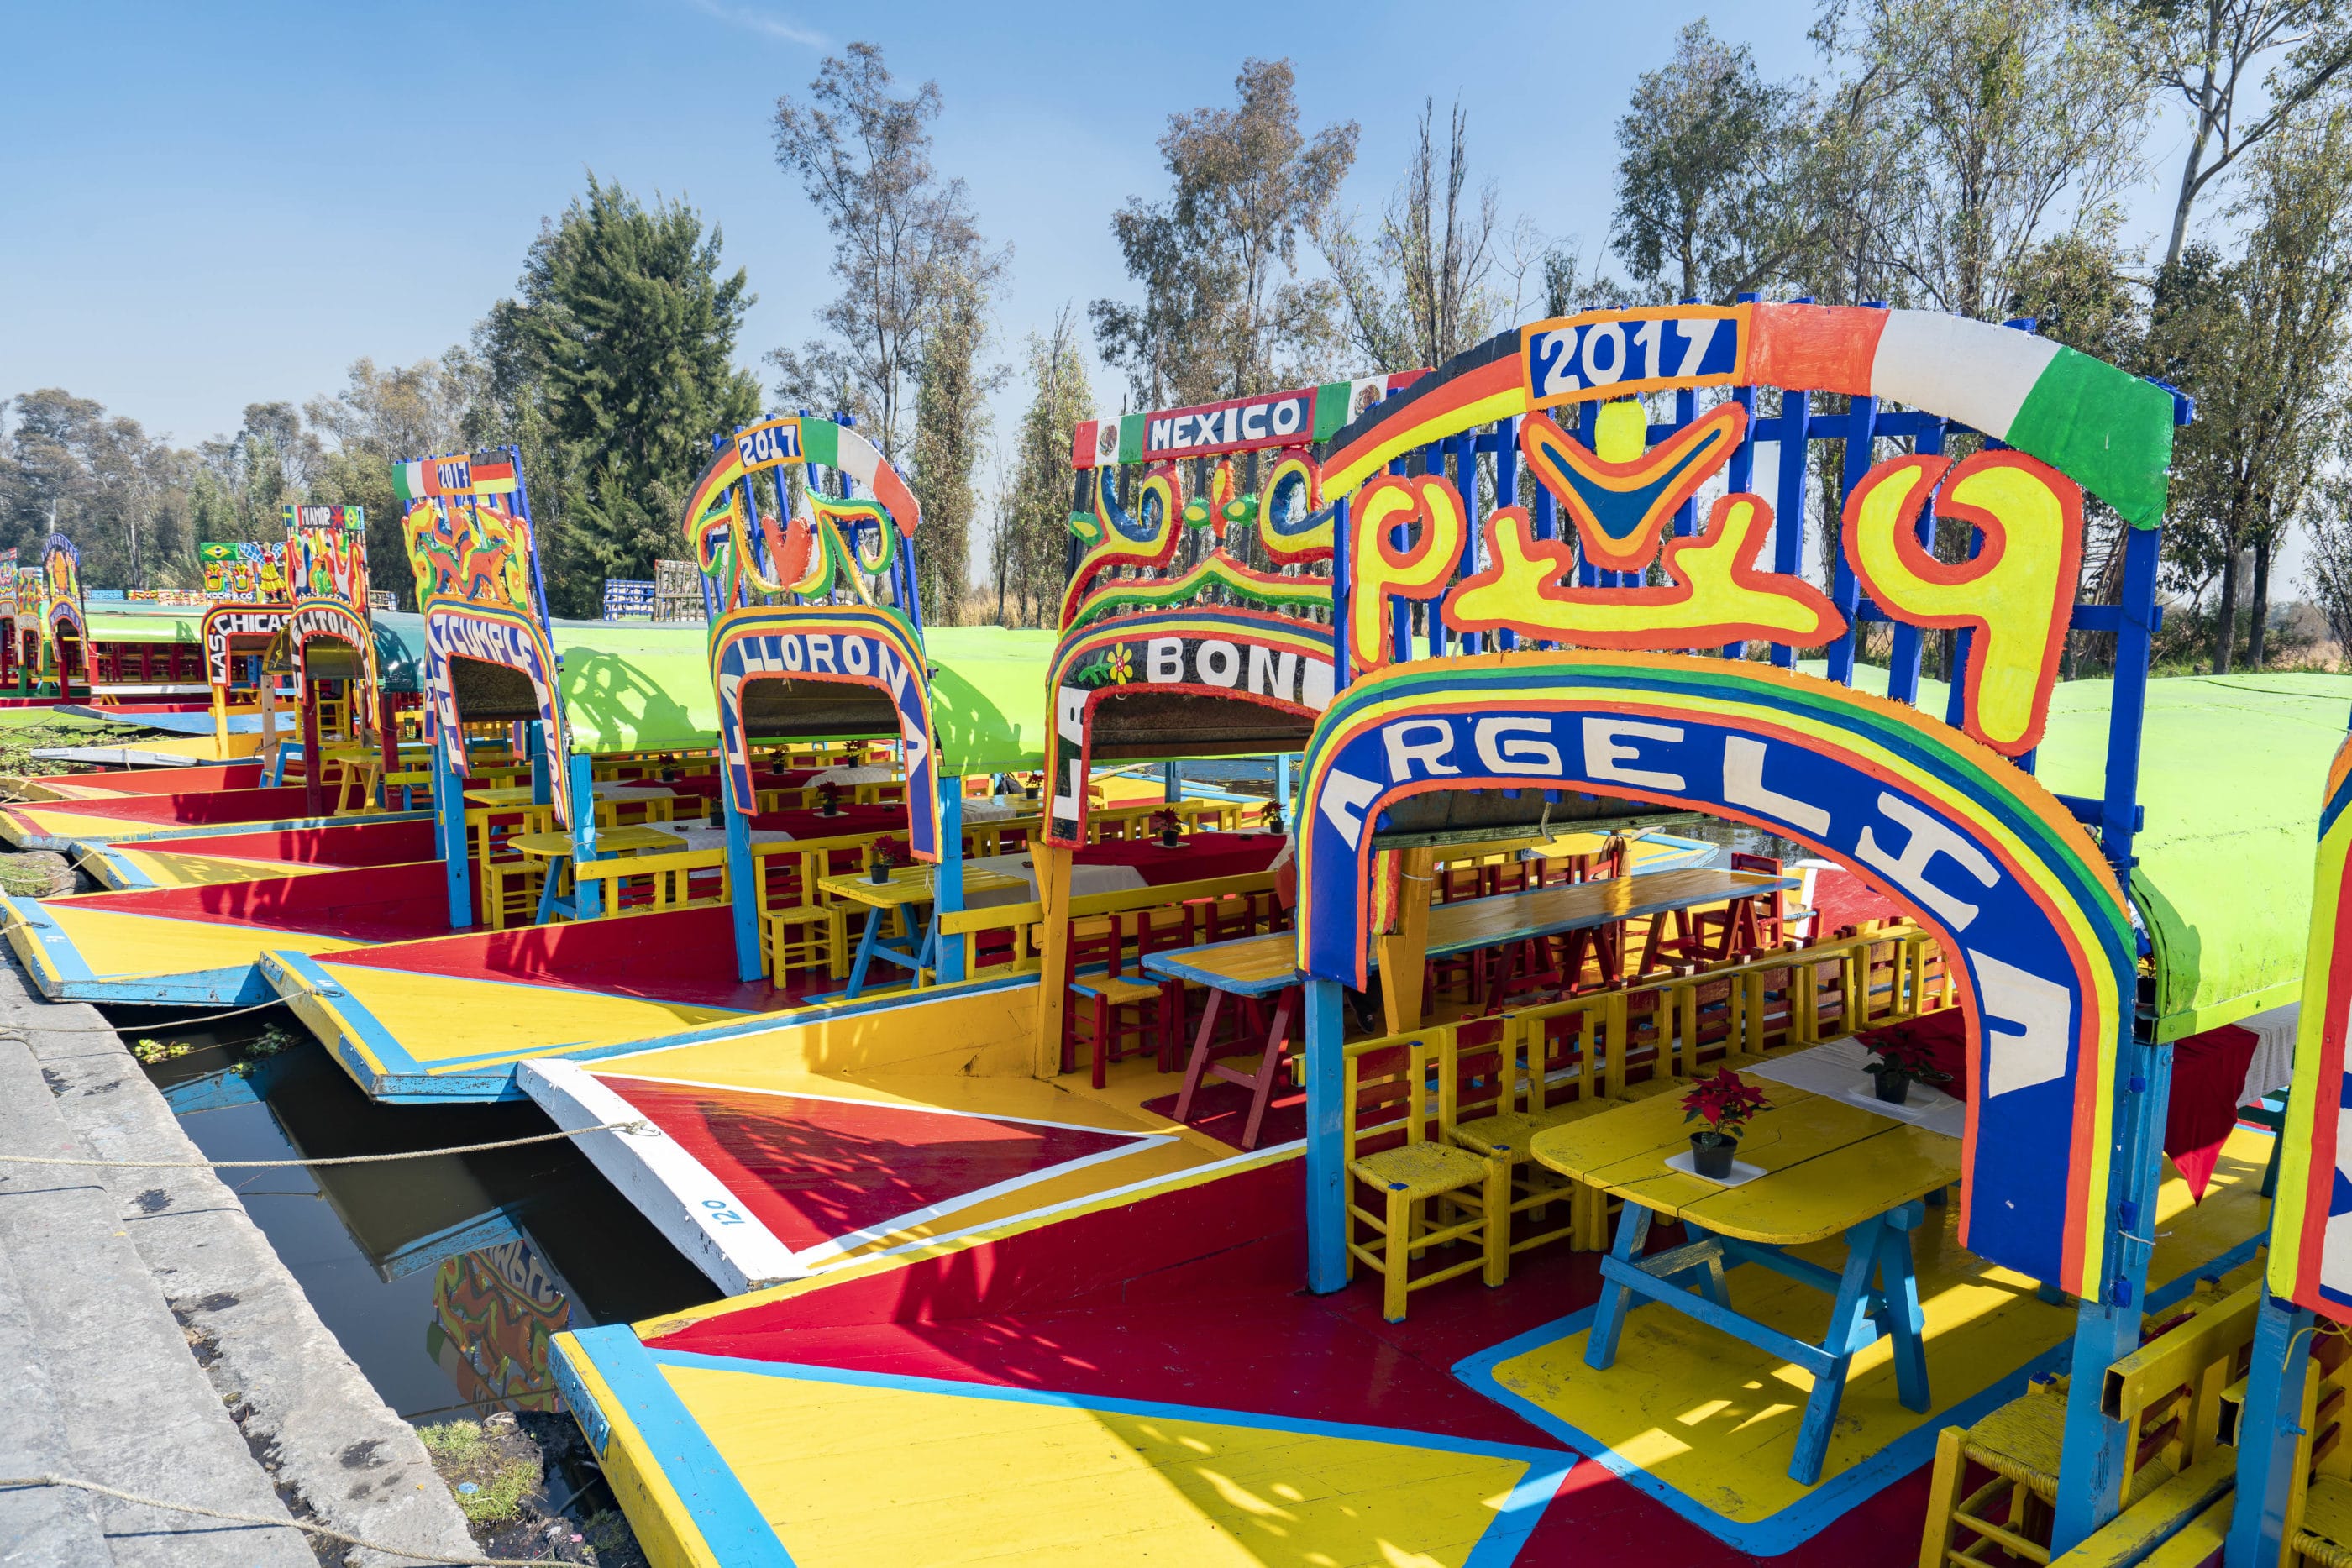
[13,302,2349,1565]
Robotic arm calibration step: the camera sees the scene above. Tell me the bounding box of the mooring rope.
[0,1473,567,1565]
[0,1121,654,1169]
[102,997,301,1033]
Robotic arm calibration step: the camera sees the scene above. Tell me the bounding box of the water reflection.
[129,1013,711,1420]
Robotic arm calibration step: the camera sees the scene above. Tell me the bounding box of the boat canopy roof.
[1825,663,2348,1041]
[374,613,1056,773]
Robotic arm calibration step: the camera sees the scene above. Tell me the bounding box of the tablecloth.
[960,831,1287,909]
[748,804,906,839]
[1857,1011,2260,1201]
[1075,831,1286,887]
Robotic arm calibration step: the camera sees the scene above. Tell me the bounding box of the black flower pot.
[869,864,890,884]
[1160,830,1183,849]
[1690,1133,1735,1179]
[1871,1067,1912,1105]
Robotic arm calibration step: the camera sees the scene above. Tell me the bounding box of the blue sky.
[1,0,2192,478]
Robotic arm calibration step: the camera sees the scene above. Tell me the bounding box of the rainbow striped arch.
[2267,732,2352,1320]
[1294,652,2134,1298]
[1323,302,2176,527]
[1042,607,1336,848]
[419,598,571,829]
[708,605,941,862]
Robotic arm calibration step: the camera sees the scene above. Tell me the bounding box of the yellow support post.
[1033,842,1073,1079]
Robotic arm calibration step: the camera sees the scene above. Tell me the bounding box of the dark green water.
[113,1007,713,1423]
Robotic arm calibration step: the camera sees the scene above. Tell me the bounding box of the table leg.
[1875,1202,1930,1413]
[533,857,566,924]
[1172,989,1228,1122]
[1239,986,1296,1151]
[843,907,885,998]
[1584,1201,1654,1371]
[1678,1221,1732,1310]
[1789,1214,1889,1485]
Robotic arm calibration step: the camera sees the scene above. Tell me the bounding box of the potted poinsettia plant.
[867,836,906,884]
[816,780,843,817]
[1863,1032,1952,1106]
[1682,1070,1771,1179]
[1151,808,1184,849]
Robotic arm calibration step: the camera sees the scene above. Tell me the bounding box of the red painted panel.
[34,785,315,826]
[323,905,804,1010]
[63,860,459,940]
[602,1077,1147,1253]
[29,763,263,796]
[136,819,439,868]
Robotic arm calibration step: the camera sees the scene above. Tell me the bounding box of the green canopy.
[2039,670,2351,1040]
[526,616,1056,774]
[923,626,1055,775]
[87,607,202,643]
[1818,663,2348,1041]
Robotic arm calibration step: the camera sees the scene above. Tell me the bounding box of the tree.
[2166,101,2352,671]
[2117,0,2352,270]
[1326,99,1504,374]
[305,354,482,610]
[498,176,761,602]
[990,309,1092,627]
[1811,0,2150,320]
[771,43,1000,473]
[907,252,1004,622]
[1610,23,1814,303]
[0,391,194,589]
[1093,59,1359,406]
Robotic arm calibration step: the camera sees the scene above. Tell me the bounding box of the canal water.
[115,1006,712,1425]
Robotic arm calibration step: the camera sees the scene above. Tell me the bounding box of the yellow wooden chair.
[1442,1015,1609,1256]
[1919,1280,2260,1567]
[1342,1029,1507,1322]
[765,903,849,979]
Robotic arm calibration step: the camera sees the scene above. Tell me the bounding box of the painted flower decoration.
[1107,647,1136,684]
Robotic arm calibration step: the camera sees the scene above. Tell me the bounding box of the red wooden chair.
[1063,914,1177,1088]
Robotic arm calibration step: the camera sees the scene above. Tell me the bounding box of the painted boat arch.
[1284,299,2192,1548]
[41,533,87,693]
[710,603,942,860]
[1295,652,2134,1296]
[1042,606,1336,847]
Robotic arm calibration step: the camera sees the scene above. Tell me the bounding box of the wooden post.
[299,662,324,819]
[933,778,966,985]
[1374,847,1434,1035]
[1032,841,1074,1078]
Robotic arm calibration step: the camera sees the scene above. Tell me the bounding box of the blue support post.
[1825,323,1881,688]
[1453,431,1480,654]
[1331,496,1351,687]
[1885,417,1945,706]
[2227,1290,2317,1566]
[1304,976,1347,1293]
[435,740,470,929]
[1492,416,1518,653]
[1162,760,1181,804]
[2050,520,2171,1551]
[567,751,601,920]
[1577,404,1603,588]
[1725,302,1759,660]
[1772,387,1809,668]
[722,753,762,983]
[528,721,551,808]
[933,777,965,984]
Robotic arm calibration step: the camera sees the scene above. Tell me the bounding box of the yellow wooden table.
[1530,1085,1959,1484]
[817,864,1032,998]
[512,826,689,923]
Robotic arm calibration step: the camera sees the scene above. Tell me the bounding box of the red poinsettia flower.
[1682,1069,1772,1137]
[869,836,907,871]
[1865,1031,1952,1083]
[1149,808,1183,836]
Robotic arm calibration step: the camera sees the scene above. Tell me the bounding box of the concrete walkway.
[0,964,476,1568]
